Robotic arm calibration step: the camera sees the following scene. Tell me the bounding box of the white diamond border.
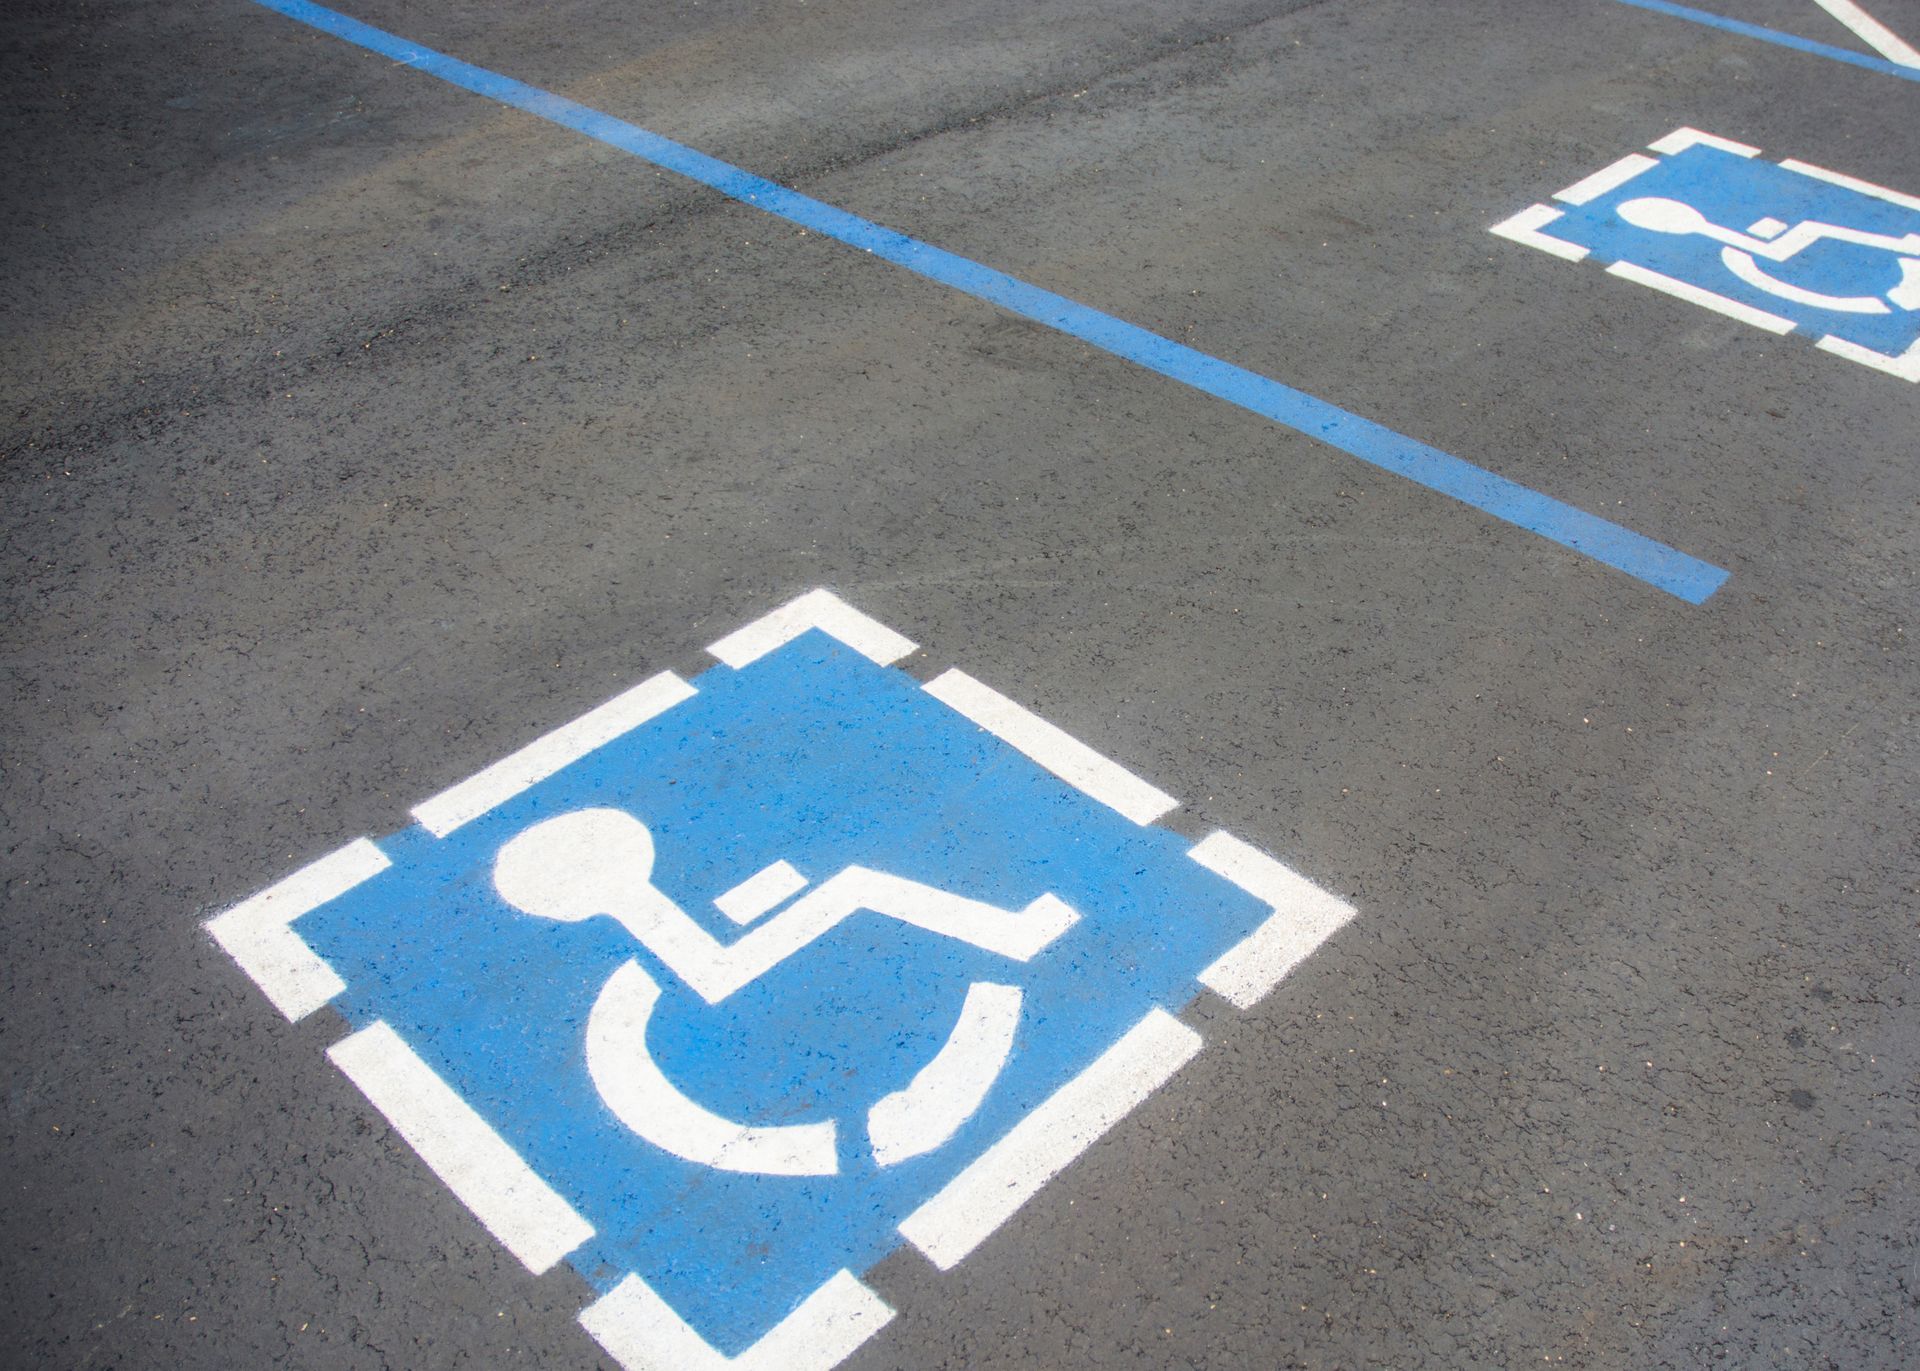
[205,588,1356,1370]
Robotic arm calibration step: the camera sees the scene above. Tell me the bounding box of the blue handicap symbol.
[1548,142,1920,358]
[292,629,1278,1356]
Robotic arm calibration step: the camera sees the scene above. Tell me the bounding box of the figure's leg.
[631,870,1080,1001]
[800,869,1080,960]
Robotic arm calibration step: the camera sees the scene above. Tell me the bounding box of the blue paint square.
[1547,144,1920,356]
[294,631,1272,1354]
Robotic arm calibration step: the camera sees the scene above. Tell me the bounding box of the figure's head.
[1616,196,1711,237]
[494,807,657,923]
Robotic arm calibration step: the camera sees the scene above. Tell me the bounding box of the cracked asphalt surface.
[3,0,1916,1366]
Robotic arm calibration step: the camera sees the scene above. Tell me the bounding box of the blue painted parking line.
[1611,0,1920,83]
[207,589,1357,1371]
[244,0,1728,603]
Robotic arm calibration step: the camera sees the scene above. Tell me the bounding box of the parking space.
[2,1,1915,1367]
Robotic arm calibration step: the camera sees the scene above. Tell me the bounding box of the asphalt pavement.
[3,0,1916,1367]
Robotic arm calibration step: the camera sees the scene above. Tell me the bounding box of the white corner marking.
[1488,204,1590,262]
[411,671,697,838]
[1605,261,1797,333]
[923,669,1178,825]
[1189,832,1356,1009]
[580,1269,894,1371]
[897,1008,1202,1270]
[1778,158,1920,212]
[1647,127,1761,158]
[707,588,917,669]
[1553,153,1659,206]
[327,1021,594,1275]
[206,838,389,1021]
[1816,334,1920,380]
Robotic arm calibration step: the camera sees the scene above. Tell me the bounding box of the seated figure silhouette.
[490,807,1078,1175]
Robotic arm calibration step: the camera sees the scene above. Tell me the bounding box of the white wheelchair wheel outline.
[587,960,1023,1175]
[1720,247,1892,314]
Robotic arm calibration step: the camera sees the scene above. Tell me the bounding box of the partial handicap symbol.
[1615,196,1920,315]
[1492,126,1920,380]
[205,589,1356,1371]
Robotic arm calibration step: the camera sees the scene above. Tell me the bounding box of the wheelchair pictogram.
[1492,127,1920,380]
[207,590,1355,1371]
[493,806,1078,1175]
[1615,194,1920,315]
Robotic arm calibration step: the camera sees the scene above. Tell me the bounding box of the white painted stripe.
[707,588,917,669]
[411,671,696,838]
[922,669,1178,825]
[580,1268,893,1371]
[897,1008,1202,1270]
[327,1021,593,1275]
[1647,127,1761,158]
[205,839,388,1021]
[1816,334,1920,380]
[1605,260,1797,333]
[713,859,809,925]
[1778,158,1920,212]
[1189,832,1356,1009]
[1553,153,1659,206]
[868,982,1022,1167]
[1488,204,1590,262]
[1482,202,1589,261]
[1812,0,1920,67]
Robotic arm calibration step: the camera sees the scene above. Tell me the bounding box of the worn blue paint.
[1611,0,1920,84]
[294,633,1274,1354]
[1548,144,1920,358]
[244,0,1728,602]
